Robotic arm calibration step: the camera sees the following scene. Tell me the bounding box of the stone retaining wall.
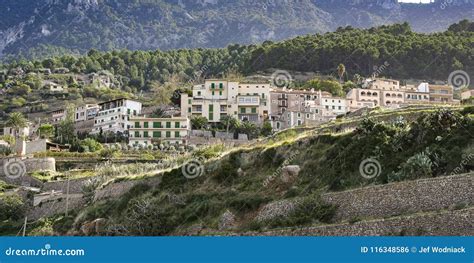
[321,174,473,222]
[27,194,86,221]
[244,208,473,236]
[42,177,93,194]
[93,175,162,201]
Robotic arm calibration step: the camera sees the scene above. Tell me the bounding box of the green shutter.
[134,122,140,128]
[188,107,191,113]
[251,107,257,113]
[144,131,148,138]
[144,122,148,128]
[219,91,222,96]
[175,122,180,128]
[134,131,139,137]
[153,122,161,128]
[175,131,180,138]
[240,107,245,114]
[166,131,171,138]
[209,112,213,121]
[166,122,171,128]
[211,83,215,89]
[212,91,215,96]
[153,131,161,138]
[209,105,213,112]
[219,83,223,89]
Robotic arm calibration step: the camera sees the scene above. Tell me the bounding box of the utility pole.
[65,172,70,217]
[22,216,27,237]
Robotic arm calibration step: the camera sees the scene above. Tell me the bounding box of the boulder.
[218,210,236,230]
[281,165,300,183]
[255,199,298,223]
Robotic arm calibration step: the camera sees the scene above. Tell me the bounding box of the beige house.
[461,90,474,101]
[428,84,457,104]
[181,80,270,124]
[128,116,190,146]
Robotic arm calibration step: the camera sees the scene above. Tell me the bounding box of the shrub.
[0,145,12,156]
[80,138,103,152]
[0,194,25,221]
[389,152,433,182]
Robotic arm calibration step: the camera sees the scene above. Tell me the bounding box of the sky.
[398,0,433,3]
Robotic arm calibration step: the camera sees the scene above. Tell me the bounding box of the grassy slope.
[16,106,474,236]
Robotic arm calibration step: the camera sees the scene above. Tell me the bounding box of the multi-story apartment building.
[380,90,405,107]
[346,88,381,110]
[365,78,400,90]
[270,88,327,115]
[75,104,99,122]
[428,84,455,104]
[181,80,270,124]
[50,109,67,125]
[320,95,347,115]
[91,98,142,135]
[128,116,190,146]
[74,104,99,135]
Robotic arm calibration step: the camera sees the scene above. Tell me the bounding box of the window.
[211,83,215,89]
[153,131,161,138]
[240,107,246,114]
[134,122,140,128]
[175,131,180,138]
[209,112,213,121]
[175,122,180,128]
[188,99,191,104]
[143,122,148,128]
[134,131,140,137]
[144,131,149,138]
[219,83,223,89]
[209,105,214,112]
[197,91,201,96]
[188,107,191,113]
[251,107,257,113]
[219,91,222,96]
[153,122,161,128]
[166,131,171,138]
[212,91,215,96]
[166,122,171,128]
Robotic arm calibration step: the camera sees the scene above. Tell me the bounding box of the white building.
[181,79,271,124]
[91,98,142,135]
[128,116,190,147]
[75,104,99,122]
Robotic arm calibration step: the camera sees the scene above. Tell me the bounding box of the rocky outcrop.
[281,165,300,183]
[255,199,299,223]
[218,210,236,230]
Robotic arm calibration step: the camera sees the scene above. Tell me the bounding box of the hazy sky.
[398,0,433,3]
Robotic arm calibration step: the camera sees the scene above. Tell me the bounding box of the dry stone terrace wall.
[27,194,86,221]
[42,177,93,194]
[321,173,473,222]
[93,175,162,201]
[243,208,474,236]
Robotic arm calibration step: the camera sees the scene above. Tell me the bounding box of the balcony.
[237,95,260,106]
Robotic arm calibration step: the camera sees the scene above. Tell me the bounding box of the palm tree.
[337,63,346,83]
[6,112,28,138]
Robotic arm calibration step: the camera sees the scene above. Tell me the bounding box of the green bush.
[0,194,25,221]
[80,138,103,152]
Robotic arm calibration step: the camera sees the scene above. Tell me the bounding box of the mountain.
[0,0,473,60]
